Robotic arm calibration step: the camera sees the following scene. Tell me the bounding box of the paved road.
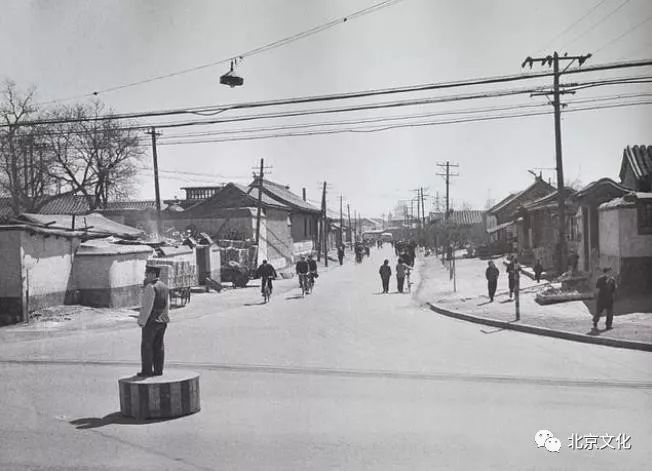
[0,247,650,470]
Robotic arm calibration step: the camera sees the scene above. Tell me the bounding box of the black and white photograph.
[0,0,651,469]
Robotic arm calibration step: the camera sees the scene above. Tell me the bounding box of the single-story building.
[598,192,652,295]
[0,225,82,325]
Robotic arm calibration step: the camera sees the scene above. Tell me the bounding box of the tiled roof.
[488,178,556,215]
[574,178,629,200]
[231,183,291,209]
[0,197,13,218]
[252,179,321,213]
[39,195,91,215]
[446,209,485,225]
[104,200,158,210]
[523,187,576,211]
[620,145,652,181]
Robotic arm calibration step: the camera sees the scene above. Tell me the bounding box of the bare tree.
[42,101,143,211]
[0,80,61,215]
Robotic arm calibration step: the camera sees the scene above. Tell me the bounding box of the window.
[304,218,308,237]
[637,200,652,235]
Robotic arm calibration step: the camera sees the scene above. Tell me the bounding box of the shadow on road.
[70,411,180,429]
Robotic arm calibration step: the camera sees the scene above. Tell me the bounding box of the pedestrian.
[379,259,392,293]
[485,260,499,302]
[506,256,517,300]
[137,266,170,377]
[593,267,617,330]
[396,258,410,293]
[337,245,345,265]
[534,259,543,283]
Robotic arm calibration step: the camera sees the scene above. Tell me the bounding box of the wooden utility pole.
[420,187,426,228]
[254,158,264,246]
[522,51,591,273]
[146,127,162,234]
[339,195,344,247]
[347,203,352,249]
[436,161,459,222]
[321,182,328,266]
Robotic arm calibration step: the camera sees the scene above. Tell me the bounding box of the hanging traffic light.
[220,59,244,88]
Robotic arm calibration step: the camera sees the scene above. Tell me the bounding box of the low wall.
[74,242,154,308]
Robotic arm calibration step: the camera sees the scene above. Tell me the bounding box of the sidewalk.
[416,255,652,351]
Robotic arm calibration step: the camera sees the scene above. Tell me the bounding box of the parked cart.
[147,259,197,307]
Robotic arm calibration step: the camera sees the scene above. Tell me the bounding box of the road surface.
[0,246,650,470]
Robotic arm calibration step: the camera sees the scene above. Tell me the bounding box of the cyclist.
[295,256,310,293]
[254,260,277,298]
[307,254,318,290]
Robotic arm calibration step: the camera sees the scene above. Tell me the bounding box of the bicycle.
[307,272,317,294]
[261,277,272,303]
[298,273,309,297]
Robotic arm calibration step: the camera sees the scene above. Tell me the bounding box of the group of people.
[483,255,617,330]
[378,258,412,294]
[254,254,320,297]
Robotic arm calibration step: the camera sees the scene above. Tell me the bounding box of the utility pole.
[420,187,426,231]
[321,182,328,267]
[254,158,264,247]
[339,195,344,247]
[146,127,162,234]
[522,51,591,274]
[436,161,460,222]
[347,203,352,249]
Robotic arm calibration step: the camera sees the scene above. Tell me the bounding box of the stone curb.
[427,302,652,352]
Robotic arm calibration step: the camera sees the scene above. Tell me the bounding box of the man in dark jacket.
[379,259,392,293]
[137,266,169,377]
[506,256,517,300]
[255,260,278,295]
[594,267,617,330]
[296,256,309,290]
[485,260,499,302]
[337,246,345,265]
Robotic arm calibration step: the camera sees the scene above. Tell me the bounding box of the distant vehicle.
[362,230,383,242]
[381,232,393,242]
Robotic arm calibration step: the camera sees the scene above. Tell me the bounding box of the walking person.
[337,245,345,265]
[137,266,169,377]
[396,258,410,293]
[485,260,499,302]
[534,259,543,283]
[379,259,392,293]
[593,267,617,330]
[506,256,517,300]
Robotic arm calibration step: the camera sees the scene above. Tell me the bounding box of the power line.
[36,0,407,105]
[565,0,634,48]
[534,0,610,54]
[138,100,652,146]
[153,91,652,141]
[594,13,652,54]
[12,58,652,129]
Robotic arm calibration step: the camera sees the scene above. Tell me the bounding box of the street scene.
[1,1,651,469]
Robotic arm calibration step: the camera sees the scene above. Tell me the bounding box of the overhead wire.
[565,0,634,48]
[12,58,652,129]
[135,99,652,146]
[35,0,407,105]
[594,13,652,54]
[152,91,652,141]
[534,0,610,54]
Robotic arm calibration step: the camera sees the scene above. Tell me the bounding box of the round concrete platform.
[118,370,200,420]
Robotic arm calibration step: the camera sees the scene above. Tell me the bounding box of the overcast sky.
[2,0,651,217]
